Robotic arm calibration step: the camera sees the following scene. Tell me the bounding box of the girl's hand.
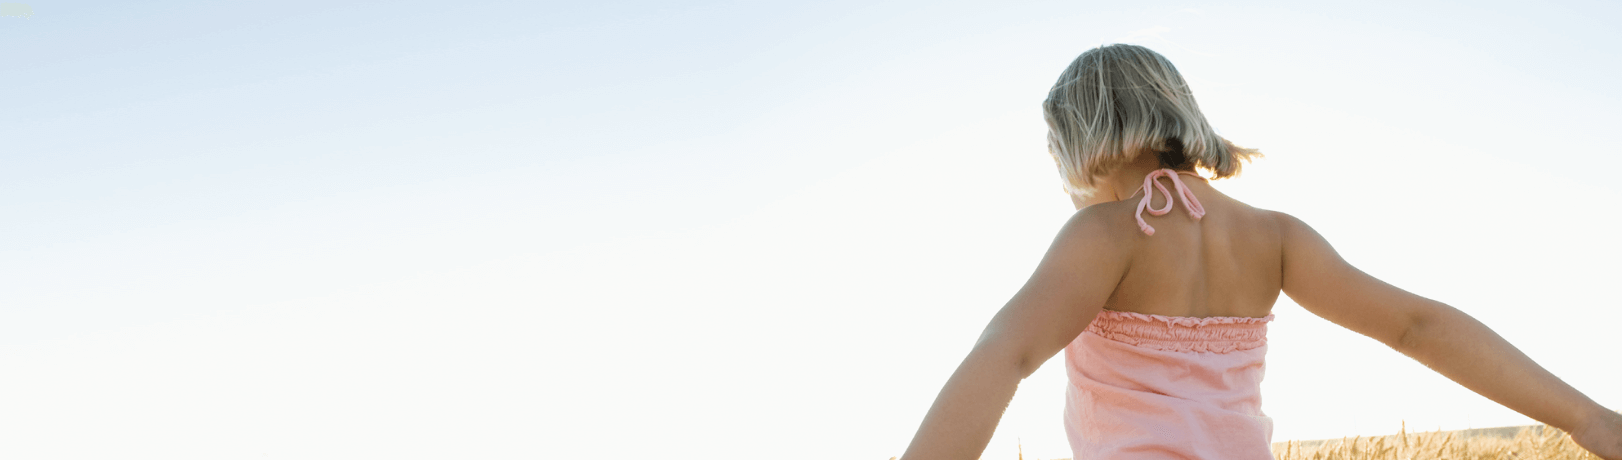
[1573,409,1622,460]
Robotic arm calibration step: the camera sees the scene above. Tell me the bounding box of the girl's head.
[1043,44,1259,201]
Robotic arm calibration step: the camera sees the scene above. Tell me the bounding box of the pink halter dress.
[1063,169,1276,459]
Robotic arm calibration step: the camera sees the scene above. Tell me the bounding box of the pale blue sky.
[4,1,1622,459]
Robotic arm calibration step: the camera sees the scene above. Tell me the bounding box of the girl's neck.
[1100,154,1206,203]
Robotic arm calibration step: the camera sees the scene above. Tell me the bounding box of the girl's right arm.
[1275,212,1622,459]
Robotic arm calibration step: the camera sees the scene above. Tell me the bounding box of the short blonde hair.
[1042,44,1259,199]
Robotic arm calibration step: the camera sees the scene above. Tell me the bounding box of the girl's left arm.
[898,206,1131,460]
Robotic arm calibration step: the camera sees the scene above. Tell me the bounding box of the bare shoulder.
[1200,196,1288,233]
[1264,209,1306,230]
[1059,199,1143,248]
[1262,209,1326,250]
[1021,200,1141,276]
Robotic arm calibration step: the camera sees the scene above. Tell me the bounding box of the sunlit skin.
[899,150,1622,459]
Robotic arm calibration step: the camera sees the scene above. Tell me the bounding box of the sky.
[3,1,1621,459]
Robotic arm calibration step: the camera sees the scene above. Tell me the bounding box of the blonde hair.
[1042,44,1259,199]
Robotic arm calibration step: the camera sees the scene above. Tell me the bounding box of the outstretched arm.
[1276,212,1622,459]
[899,206,1131,460]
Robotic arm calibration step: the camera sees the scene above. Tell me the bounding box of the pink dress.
[1062,169,1276,459]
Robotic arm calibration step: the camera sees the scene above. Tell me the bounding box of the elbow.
[1392,301,1454,353]
[1393,318,1421,353]
[969,340,1042,381]
[973,326,1046,380]
[1016,354,1043,380]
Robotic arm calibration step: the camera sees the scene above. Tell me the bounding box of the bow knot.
[1135,169,1206,236]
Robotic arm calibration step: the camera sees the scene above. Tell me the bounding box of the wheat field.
[891,420,1605,460]
[1269,421,1599,460]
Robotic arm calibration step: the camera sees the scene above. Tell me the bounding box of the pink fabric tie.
[1133,169,1206,236]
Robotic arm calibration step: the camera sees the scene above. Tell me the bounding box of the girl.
[898,44,1622,460]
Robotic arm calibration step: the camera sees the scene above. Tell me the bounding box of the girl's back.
[1099,176,1282,319]
[1058,166,1284,459]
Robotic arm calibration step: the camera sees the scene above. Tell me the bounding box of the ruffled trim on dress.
[1086,309,1273,353]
